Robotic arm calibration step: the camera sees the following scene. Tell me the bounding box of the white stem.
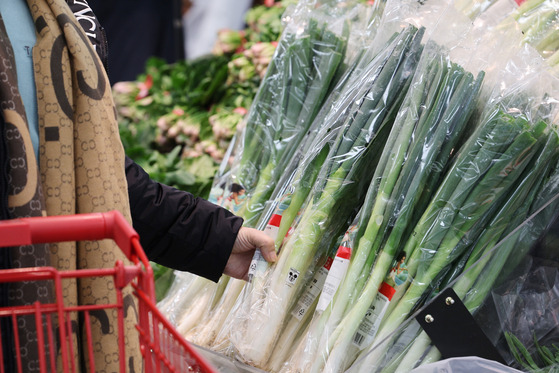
[284,311,329,373]
[394,331,432,373]
[199,279,246,348]
[266,297,317,372]
[177,290,213,336]
[158,275,213,325]
[237,279,298,367]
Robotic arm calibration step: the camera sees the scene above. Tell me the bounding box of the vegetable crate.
[0,210,217,373]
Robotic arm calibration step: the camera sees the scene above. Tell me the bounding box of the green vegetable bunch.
[506,332,559,372]
[245,2,293,43]
[347,106,559,372]
[114,4,287,198]
[513,0,559,64]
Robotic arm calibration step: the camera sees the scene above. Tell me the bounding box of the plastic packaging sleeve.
[226,23,426,369]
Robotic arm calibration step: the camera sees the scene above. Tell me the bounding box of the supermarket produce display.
[116,0,559,372]
[113,2,291,200]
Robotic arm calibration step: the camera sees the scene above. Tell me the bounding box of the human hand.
[224,227,277,281]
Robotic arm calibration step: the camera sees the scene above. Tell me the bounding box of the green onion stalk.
[279,25,428,373]
[230,25,413,370]
[230,25,425,369]
[377,111,530,318]
[183,9,354,353]
[251,0,392,235]
[235,18,350,228]
[283,220,361,373]
[375,123,559,373]
[269,44,396,254]
[510,0,559,63]
[265,248,340,373]
[211,22,352,348]
[157,273,215,326]
[250,21,422,296]
[175,277,227,337]
[266,45,381,248]
[269,31,405,254]
[454,0,499,20]
[189,4,398,358]
[188,276,244,348]
[350,109,547,372]
[251,0,402,241]
[177,19,300,351]
[309,42,484,373]
[245,2,395,298]
[512,0,546,20]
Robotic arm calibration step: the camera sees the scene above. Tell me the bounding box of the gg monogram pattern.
[0,13,55,372]
[0,0,141,371]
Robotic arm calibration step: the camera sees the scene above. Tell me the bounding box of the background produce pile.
[113,2,290,199]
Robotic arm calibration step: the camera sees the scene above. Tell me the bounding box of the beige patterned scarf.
[0,0,141,371]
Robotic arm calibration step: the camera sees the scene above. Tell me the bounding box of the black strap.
[416,287,506,364]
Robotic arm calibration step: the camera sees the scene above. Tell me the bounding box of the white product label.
[285,267,301,287]
[291,265,330,321]
[316,252,350,312]
[248,249,264,279]
[352,290,391,348]
[248,215,282,282]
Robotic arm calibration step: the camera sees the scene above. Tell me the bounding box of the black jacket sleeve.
[125,157,243,282]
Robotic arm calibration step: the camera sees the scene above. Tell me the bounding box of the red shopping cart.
[0,210,218,373]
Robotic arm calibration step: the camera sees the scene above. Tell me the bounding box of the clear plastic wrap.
[409,357,524,373]
[176,0,381,361]
[459,0,559,70]
[213,4,498,367]
[227,14,427,372]
[273,2,492,372]
[175,5,384,365]
[156,271,214,328]
[453,0,503,19]
[512,0,559,61]
[159,1,559,373]
[346,184,559,373]
[344,28,559,373]
[495,263,559,371]
[207,126,245,208]
[227,0,358,228]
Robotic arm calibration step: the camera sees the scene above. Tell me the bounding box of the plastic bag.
[226,0,356,228]
[492,262,559,371]
[275,2,494,372]
[345,188,559,373]
[341,5,559,372]
[228,12,426,372]
[177,0,371,362]
[409,357,524,373]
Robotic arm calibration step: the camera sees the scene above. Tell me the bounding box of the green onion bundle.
[231,24,425,369]
[235,15,349,228]
[307,41,485,373]
[349,106,559,372]
[382,122,559,373]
